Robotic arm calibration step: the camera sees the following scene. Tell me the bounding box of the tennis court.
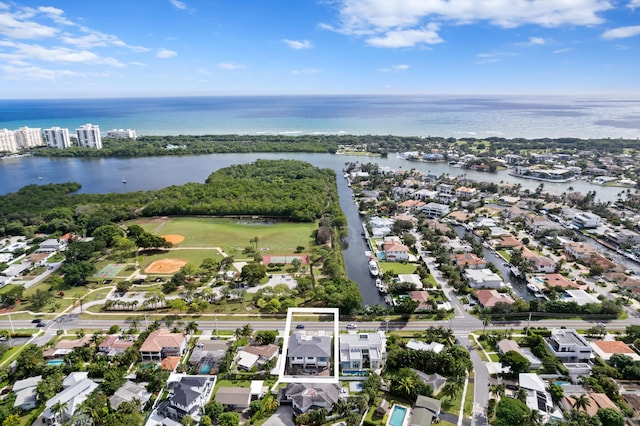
[94,263,127,279]
[262,254,308,264]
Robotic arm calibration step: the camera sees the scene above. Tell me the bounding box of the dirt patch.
[145,258,187,274]
[162,234,185,245]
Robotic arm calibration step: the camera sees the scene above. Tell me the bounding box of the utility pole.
[527,311,532,334]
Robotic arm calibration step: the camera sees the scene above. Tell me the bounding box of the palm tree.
[440,382,459,402]
[571,394,591,412]
[185,321,198,335]
[489,383,505,400]
[51,400,68,424]
[482,314,491,335]
[515,387,528,403]
[521,409,544,426]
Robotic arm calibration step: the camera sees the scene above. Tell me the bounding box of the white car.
[346,323,358,329]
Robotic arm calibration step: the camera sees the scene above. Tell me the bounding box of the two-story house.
[161,376,213,422]
[283,383,341,415]
[340,332,385,371]
[546,329,593,363]
[139,329,187,361]
[288,333,331,369]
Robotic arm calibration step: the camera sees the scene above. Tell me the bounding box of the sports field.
[94,263,128,279]
[128,216,316,253]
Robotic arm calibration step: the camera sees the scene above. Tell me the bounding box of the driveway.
[262,406,295,426]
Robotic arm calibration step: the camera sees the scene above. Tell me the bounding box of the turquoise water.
[554,381,570,386]
[47,359,64,366]
[199,363,212,374]
[389,405,408,426]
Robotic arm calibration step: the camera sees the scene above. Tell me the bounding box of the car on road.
[36,322,46,328]
[296,324,305,329]
[31,319,42,323]
[597,322,606,327]
[346,323,358,329]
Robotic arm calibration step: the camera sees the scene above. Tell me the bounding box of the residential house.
[40,375,99,425]
[563,289,600,306]
[283,383,341,415]
[540,274,583,290]
[496,340,541,369]
[43,336,92,359]
[495,235,523,249]
[455,186,477,200]
[453,253,486,269]
[464,268,504,289]
[525,214,562,234]
[474,290,515,308]
[340,332,385,370]
[442,237,473,254]
[37,239,65,253]
[414,371,447,394]
[382,239,410,262]
[109,381,152,410]
[214,387,252,411]
[423,219,450,234]
[369,217,395,238]
[237,344,279,370]
[397,274,423,289]
[189,338,230,374]
[591,340,640,362]
[139,329,187,361]
[410,395,442,426]
[288,333,331,369]
[397,200,426,213]
[605,228,640,247]
[560,393,619,417]
[518,373,553,416]
[572,212,602,229]
[414,189,438,201]
[497,196,521,206]
[98,335,134,358]
[546,329,592,363]
[160,356,181,371]
[563,242,597,261]
[13,375,41,411]
[522,249,556,273]
[422,203,450,218]
[408,291,432,311]
[161,376,214,422]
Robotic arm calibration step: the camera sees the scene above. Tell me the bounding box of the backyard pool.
[388,405,408,426]
[199,362,212,374]
[47,359,64,366]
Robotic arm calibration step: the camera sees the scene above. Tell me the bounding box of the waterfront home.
[455,186,477,200]
[288,333,331,369]
[382,239,410,261]
[572,212,602,229]
[283,383,341,415]
[464,268,504,289]
[521,250,556,273]
[139,328,187,361]
[453,253,486,269]
[397,274,423,289]
[563,242,598,261]
[422,202,450,218]
[339,332,385,370]
[546,329,592,363]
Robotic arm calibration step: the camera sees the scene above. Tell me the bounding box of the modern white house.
[464,268,504,289]
[546,329,593,363]
[422,202,450,218]
[572,212,602,229]
[340,332,385,371]
[75,123,102,149]
[519,373,553,417]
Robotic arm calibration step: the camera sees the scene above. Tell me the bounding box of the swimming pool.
[199,362,212,374]
[47,359,64,366]
[388,405,408,426]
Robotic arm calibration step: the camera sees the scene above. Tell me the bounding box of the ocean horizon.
[1,94,639,139]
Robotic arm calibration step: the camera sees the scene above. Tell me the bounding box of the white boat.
[527,283,539,293]
[122,175,127,184]
[368,259,379,277]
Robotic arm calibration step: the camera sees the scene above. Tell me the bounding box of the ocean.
[1,95,640,139]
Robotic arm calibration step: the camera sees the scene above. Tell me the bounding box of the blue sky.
[1,0,640,98]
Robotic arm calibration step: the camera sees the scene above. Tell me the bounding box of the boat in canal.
[368,259,380,276]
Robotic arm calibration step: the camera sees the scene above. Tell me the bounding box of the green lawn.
[464,378,475,417]
[379,261,419,275]
[127,217,317,255]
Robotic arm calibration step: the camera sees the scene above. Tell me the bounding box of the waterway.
[0,152,629,304]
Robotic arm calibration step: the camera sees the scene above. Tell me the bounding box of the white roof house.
[464,268,504,289]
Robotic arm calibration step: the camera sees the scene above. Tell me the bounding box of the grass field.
[379,261,419,275]
[127,217,317,255]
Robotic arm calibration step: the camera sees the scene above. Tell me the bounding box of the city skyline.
[1,0,640,98]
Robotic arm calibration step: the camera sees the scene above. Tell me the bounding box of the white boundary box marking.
[277,307,340,384]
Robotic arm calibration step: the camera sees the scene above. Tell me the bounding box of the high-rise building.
[14,126,44,148]
[75,123,102,149]
[44,127,72,149]
[0,128,18,152]
[106,129,137,139]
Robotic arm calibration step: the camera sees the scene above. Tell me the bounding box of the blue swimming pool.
[199,362,212,374]
[47,359,64,366]
[388,405,408,426]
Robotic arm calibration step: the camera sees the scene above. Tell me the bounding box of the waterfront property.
[388,404,408,426]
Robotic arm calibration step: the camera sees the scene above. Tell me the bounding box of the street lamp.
[385,317,390,333]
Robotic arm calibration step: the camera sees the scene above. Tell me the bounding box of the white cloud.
[329,0,612,47]
[366,25,442,48]
[0,40,125,66]
[61,29,149,52]
[553,48,574,54]
[525,36,546,46]
[602,25,640,39]
[156,48,177,58]
[283,39,313,49]
[0,9,58,38]
[169,0,188,10]
[290,68,321,75]
[217,62,245,70]
[379,64,410,72]
[629,0,640,9]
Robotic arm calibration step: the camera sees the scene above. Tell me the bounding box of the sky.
[1,0,640,98]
